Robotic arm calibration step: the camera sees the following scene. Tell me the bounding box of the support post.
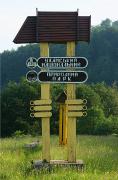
[63,105,67,145]
[59,104,67,145]
[67,42,76,162]
[59,104,63,145]
[40,43,50,162]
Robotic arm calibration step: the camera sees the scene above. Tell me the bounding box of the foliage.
[1,79,40,137]
[76,19,118,85]
[77,107,107,135]
[1,19,118,88]
[12,130,25,138]
[1,19,118,137]
[1,79,118,137]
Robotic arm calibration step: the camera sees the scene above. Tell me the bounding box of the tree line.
[1,19,118,88]
[1,79,118,137]
[1,19,118,137]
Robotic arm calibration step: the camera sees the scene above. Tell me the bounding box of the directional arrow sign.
[38,57,88,69]
[38,71,88,83]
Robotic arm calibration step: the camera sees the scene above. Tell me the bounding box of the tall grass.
[0,135,118,179]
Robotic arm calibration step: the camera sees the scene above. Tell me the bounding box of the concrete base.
[32,160,84,171]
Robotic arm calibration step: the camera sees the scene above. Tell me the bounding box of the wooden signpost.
[66,42,76,162]
[14,9,91,170]
[40,43,51,162]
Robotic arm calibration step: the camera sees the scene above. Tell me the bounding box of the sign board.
[26,57,37,69]
[38,57,88,69]
[26,71,37,82]
[38,71,88,83]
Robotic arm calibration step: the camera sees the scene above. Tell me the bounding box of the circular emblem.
[26,57,37,69]
[26,71,37,82]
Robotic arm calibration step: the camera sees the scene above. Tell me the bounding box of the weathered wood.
[65,99,87,105]
[30,105,52,111]
[31,112,52,118]
[32,159,84,171]
[59,104,67,145]
[40,43,50,162]
[30,99,52,105]
[67,41,76,162]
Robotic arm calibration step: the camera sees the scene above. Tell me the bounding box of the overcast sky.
[0,0,118,53]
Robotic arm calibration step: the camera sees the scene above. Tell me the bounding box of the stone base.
[32,160,84,171]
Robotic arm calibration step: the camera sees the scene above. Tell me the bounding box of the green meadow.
[0,135,118,180]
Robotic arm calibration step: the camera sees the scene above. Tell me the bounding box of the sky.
[0,0,118,53]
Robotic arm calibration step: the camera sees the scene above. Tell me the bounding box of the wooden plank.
[33,159,84,170]
[40,43,50,162]
[30,105,52,111]
[31,112,52,118]
[68,112,85,117]
[67,41,76,162]
[68,105,87,111]
[65,99,87,105]
[30,99,52,105]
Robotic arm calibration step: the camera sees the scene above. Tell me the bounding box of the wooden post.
[63,105,67,145]
[59,104,67,145]
[67,42,76,162]
[59,104,63,145]
[40,43,50,162]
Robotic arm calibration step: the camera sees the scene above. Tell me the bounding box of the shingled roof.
[13,10,91,43]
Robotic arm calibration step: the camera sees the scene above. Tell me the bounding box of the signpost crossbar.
[30,99,52,105]
[68,105,87,111]
[65,99,87,105]
[30,105,52,111]
[31,112,52,118]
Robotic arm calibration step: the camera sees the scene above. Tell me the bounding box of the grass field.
[0,135,118,180]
